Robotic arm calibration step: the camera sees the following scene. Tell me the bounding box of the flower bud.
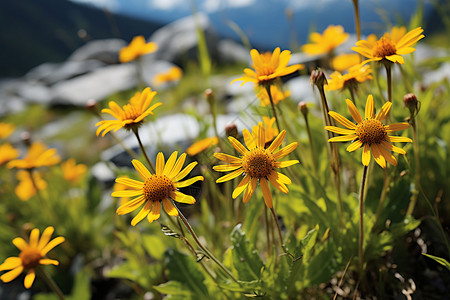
[298,101,308,115]
[85,98,98,113]
[403,93,419,116]
[205,88,214,105]
[310,69,328,87]
[225,123,238,138]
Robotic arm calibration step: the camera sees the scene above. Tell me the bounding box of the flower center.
[355,119,387,145]
[120,104,142,121]
[20,248,43,269]
[242,148,275,178]
[373,37,396,58]
[143,175,175,202]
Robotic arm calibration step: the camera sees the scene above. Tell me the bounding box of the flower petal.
[41,237,65,255]
[131,201,152,226]
[346,99,362,123]
[12,238,28,251]
[163,151,178,176]
[347,140,363,152]
[381,140,406,154]
[39,259,59,266]
[172,162,198,182]
[0,266,23,283]
[116,195,146,215]
[162,199,178,216]
[174,176,204,188]
[29,228,40,248]
[267,172,289,193]
[168,153,187,179]
[38,227,54,251]
[362,143,371,166]
[386,136,412,143]
[376,101,392,121]
[385,123,410,132]
[232,175,250,199]
[378,144,398,166]
[328,134,358,142]
[365,95,375,119]
[243,178,257,203]
[273,142,298,159]
[329,112,357,129]
[171,191,196,204]
[0,257,22,271]
[260,178,273,208]
[147,201,161,223]
[213,153,241,164]
[156,152,164,175]
[132,160,152,179]
[267,130,286,153]
[24,270,36,289]
[243,128,256,150]
[228,136,248,155]
[275,160,299,168]
[325,126,356,135]
[216,168,244,183]
[111,190,143,198]
[371,144,386,168]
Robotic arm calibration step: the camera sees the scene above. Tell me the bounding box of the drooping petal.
[216,168,244,183]
[171,191,196,204]
[329,112,357,129]
[260,178,273,208]
[347,140,363,152]
[232,175,250,199]
[381,141,406,154]
[243,178,257,203]
[162,199,178,216]
[362,143,371,166]
[0,266,24,283]
[116,195,146,215]
[378,144,398,166]
[267,172,289,193]
[147,201,161,223]
[371,144,386,168]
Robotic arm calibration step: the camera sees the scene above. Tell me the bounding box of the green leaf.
[164,248,209,299]
[142,234,167,260]
[422,253,450,271]
[154,281,192,296]
[230,224,264,281]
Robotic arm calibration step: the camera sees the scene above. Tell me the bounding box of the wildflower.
[0,143,20,165]
[153,66,182,86]
[331,53,361,72]
[0,226,65,289]
[325,94,411,168]
[95,87,162,137]
[352,27,424,65]
[302,25,349,55]
[15,170,47,201]
[254,116,279,146]
[112,153,204,226]
[119,35,158,63]
[325,64,372,91]
[61,159,87,184]
[186,137,219,156]
[0,123,15,139]
[231,48,303,87]
[7,142,60,170]
[213,122,298,208]
[257,85,291,107]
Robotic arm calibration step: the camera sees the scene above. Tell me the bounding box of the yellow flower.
[61,159,87,184]
[0,143,20,165]
[15,170,47,201]
[95,87,162,137]
[119,35,158,63]
[7,142,61,170]
[325,95,412,168]
[213,122,298,208]
[231,48,303,87]
[257,85,291,107]
[331,53,361,72]
[0,226,65,289]
[0,123,15,139]
[352,27,424,65]
[325,63,373,91]
[153,66,183,86]
[248,116,279,148]
[302,25,349,55]
[112,153,204,226]
[186,136,219,156]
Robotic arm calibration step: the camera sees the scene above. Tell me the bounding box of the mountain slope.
[0,0,163,77]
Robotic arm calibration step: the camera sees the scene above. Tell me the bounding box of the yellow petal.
[0,266,23,283]
[213,153,241,164]
[162,199,178,216]
[12,237,28,251]
[347,140,363,152]
[267,172,289,193]
[362,143,371,166]
[174,176,204,188]
[325,126,355,135]
[132,159,152,179]
[156,152,164,175]
[163,151,178,176]
[116,195,146,215]
[111,190,143,198]
[38,226,54,251]
[260,178,273,208]
[115,177,144,189]
[329,112,357,129]
[41,237,65,255]
[243,178,257,203]
[385,123,410,132]
[328,134,358,142]
[168,153,187,179]
[267,130,286,153]
[378,144,397,166]
[273,142,297,159]
[365,95,374,119]
[216,168,244,183]
[232,175,250,199]
[228,136,248,155]
[387,136,412,143]
[172,161,198,182]
[376,101,392,121]
[381,141,406,155]
[131,201,152,226]
[171,191,196,204]
[147,201,161,223]
[39,259,59,266]
[346,99,362,123]
[371,144,386,168]
[213,164,242,172]
[0,257,22,271]
[24,270,36,289]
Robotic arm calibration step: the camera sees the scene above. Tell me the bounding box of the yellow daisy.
[95,87,162,137]
[186,136,219,156]
[325,95,412,168]
[0,226,65,289]
[153,66,183,86]
[352,27,424,65]
[7,142,61,170]
[61,159,87,184]
[331,53,361,72]
[325,63,372,91]
[119,35,158,63]
[231,47,303,87]
[0,122,15,139]
[0,143,20,165]
[15,170,47,201]
[256,85,291,107]
[213,122,298,208]
[112,152,204,226]
[302,25,349,55]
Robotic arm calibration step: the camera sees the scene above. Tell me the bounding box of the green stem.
[37,268,65,300]
[406,118,421,216]
[385,63,392,102]
[264,205,271,255]
[270,207,284,247]
[359,165,368,276]
[132,128,156,174]
[352,0,361,42]
[176,208,239,283]
[303,113,318,178]
[265,85,281,133]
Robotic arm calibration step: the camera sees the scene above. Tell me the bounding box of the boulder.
[68,39,127,64]
[50,64,138,106]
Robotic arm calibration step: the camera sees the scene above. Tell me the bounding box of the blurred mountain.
[0,0,163,78]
